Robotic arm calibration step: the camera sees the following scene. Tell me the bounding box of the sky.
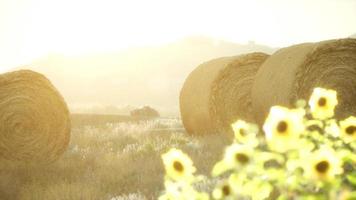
[0,0,355,72]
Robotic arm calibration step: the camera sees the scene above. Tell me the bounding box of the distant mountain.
[23,36,277,116]
[350,33,356,38]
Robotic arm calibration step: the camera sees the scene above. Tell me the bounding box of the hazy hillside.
[350,33,356,38]
[24,36,277,116]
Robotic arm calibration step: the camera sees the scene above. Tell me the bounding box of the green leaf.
[345,191,356,200]
[276,195,288,200]
[346,173,356,186]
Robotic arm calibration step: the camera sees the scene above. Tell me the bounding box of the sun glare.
[0,0,355,68]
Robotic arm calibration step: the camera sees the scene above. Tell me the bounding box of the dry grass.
[0,119,231,200]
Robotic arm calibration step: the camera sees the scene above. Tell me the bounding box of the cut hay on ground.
[252,38,356,124]
[180,53,269,134]
[0,70,71,166]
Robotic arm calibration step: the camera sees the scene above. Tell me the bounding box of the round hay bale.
[0,70,71,166]
[180,53,269,135]
[252,38,356,125]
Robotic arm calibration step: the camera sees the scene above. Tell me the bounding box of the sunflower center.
[318,97,327,107]
[315,160,329,173]
[173,161,184,172]
[276,121,288,133]
[235,153,249,164]
[345,126,356,135]
[222,185,231,196]
[239,128,246,136]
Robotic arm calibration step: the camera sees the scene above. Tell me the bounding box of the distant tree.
[130,106,160,119]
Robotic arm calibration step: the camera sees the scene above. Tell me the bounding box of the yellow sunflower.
[339,116,356,143]
[263,106,305,152]
[231,120,258,146]
[162,148,196,182]
[159,180,182,200]
[308,87,338,120]
[212,144,253,176]
[223,144,253,170]
[212,181,236,200]
[160,180,209,200]
[303,147,343,181]
[324,119,341,138]
[240,180,273,200]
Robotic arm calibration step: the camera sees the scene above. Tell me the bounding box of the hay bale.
[180,53,269,134]
[0,70,70,166]
[252,38,356,124]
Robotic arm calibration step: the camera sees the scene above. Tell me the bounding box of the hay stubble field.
[0,116,231,200]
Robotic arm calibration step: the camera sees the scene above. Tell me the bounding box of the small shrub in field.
[159,88,356,200]
[130,106,160,119]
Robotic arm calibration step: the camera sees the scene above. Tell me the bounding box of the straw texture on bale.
[0,70,70,166]
[180,53,269,134]
[252,38,356,124]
